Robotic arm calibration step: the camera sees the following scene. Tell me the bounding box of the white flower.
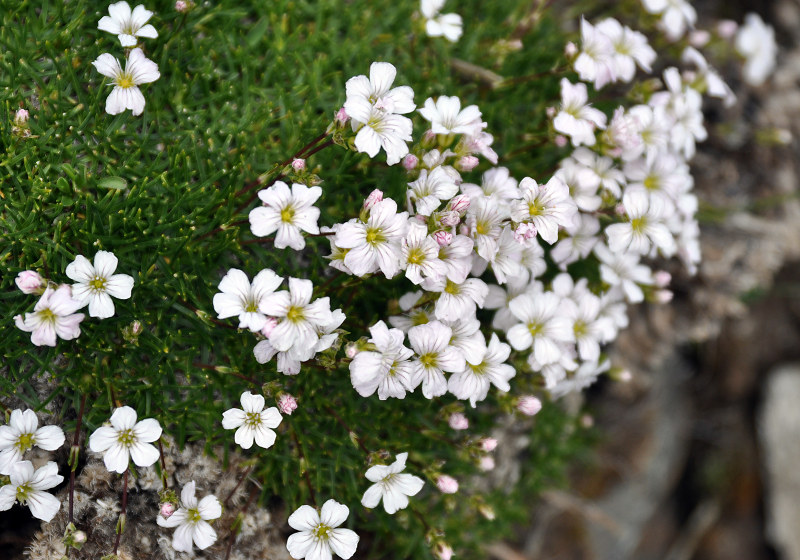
[511,176,577,245]
[564,292,615,362]
[681,47,735,106]
[641,0,697,41]
[350,321,415,400]
[553,79,607,147]
[447,334,515,407]
[221,391,282,450]
[735,13,777,87]
[98,1,158,46]
[465,196,505,261]
[0,409,65,475]
[286,499,360,560]
[92,48,160,116]
[419,96,484,137]
[0,461,63,522]
[594,243,653,303]
[595,18,656,82]
[249,181,322,250]
[574,18,616,89]
[156,481,222,552]
[605,189,675,256]
[261,277,334,353]
[65,250,134,319]
[420,0,463,42]
[649,67,707,159]
[422,276,488,323]
[437,234,474,284]
[401,222,448,284]
[506,292,574,365]
[551,213,600,269]
[408,167,459,216]
[361,452,425,514]
[88,406,162,473]
[345,62,415,117]
[335,198,409,278]
[212,268,283,333]
[460,167,519,204]
[408,320,466,398]
[14,285,85,347]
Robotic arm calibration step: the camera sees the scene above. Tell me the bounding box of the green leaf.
[97,176,128,190]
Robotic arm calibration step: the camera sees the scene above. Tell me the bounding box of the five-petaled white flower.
[286,499,360,560]
[261,277,334,353]
[156,481,222,552]
[0,409,65,475]
[249,181,322,250]
[93,48,160,116]
[14,285,85,347]
[553,79,607,147]
[221,391,282,450]
[408,320,466,399]
[213,268,284,333]
[419,96,484,137]
[420,0,463,42]
[349,320,416,400]
[361,452,425,514]
[98,1,158,47]
[65,250,134,319]
[0,460,63,522]
[88,406,162,473]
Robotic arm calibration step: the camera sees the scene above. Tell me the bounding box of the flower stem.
[112,469,129,556]
[224,464,253,507]
[68,394,87,525]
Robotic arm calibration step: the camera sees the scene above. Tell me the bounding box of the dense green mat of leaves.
[1,1,590,556]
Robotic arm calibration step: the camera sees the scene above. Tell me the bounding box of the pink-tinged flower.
[433,230,453,247]
[479,456,495,471]
[419,96,484,136]
[277,393,298,415]
[481,437,498,452]
[260,316,279,338]
[457,156,479,172]
[249,181,322,250]
[363,189,384,210]
[0,460,63,522]
[92,48,160,116]
[0,409,66,475]
[14,285,85,347]
[291,158,306,171]
[15,270,44,294]
[403,154,419,170]
[448,413,469,430]
[175,1,190,12]
[335,107,349,125]
[513,222,537,243]
[516,395,542,416]
[553,79,607,147]
[97,2,158,47]
[160,502,176,518]
[436,474,459,494]
[448,194,471,214]
[222,391,282,450]
[361,452,425,514]
[212,268,283,333]
[156,481,222,552]
[14,109,29,126]
[88,406,162,473]
[286,499,359,560]
[66,250,134,319]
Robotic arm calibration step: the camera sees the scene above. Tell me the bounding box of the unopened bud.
[580,414,594,428]
[73,530,87,544]
[423,129,437,144]
[432,230,453,247]
[291,158,306,172]
[15,270,44,294]
[480,437,497,452]
[655,289,673,303]
[478,456,495,471]
[260,317,278,338]
[435,543,454,560]
[617,369,633,383]
[160,502,176,518]
[513,222,537,243]
[448,194,471,215]
[439,211,461,228]
[345,342,359,359]
[516,395,542,416]
[478,504,496,520]
[554,135,568,148]
[363,189,384,211]
[716,19,738,39]
[335,107,349,125]
[14,108,29,126]
[564,41,578,57]
[448,413,469,430]
[456,156,479,172]
[615,203,626,216]
[402,154,419,170]
[436,475,459,494]
[174,0,189,12]
[653,270,671,288]
[277,393,298,415]
[546,106,557,119]
[689,30,710,47]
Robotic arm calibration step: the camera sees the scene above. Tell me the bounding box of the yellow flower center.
[280,206,295,223]
[90,276,107,291]
[528,199,546,216]
[419,353,437,368]
[245,412,262,428]
[527,322,543,338]
[115,72,136,89]
[117,429,135,446]
[313,523,331,539]
[16,482,32,503]
[407,247,425,265]
[630,217,646,232]
[365,226,385,246]
[574,320,587,337]
[444,280,460,295]
[15,432,35,453]
[287,306,305,323]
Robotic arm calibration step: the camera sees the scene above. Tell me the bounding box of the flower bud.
[448,195,471,215]
[513,223,537,243]
[448,413,469,431]
[335,107,349,125]
[291,158,306,172]
[580,414,594,428]
[480,437,497,452]
[655,289,673,303]
[554,135,568,148]
[402,154,419,170]
[516,395,542,416]
[456,156,479,172]
[345,342,359,359]
[260,317,278,338]
[363,189,384,211]
[14,108,29,127]
[175,0,189,12]
[277,393,298,415]
[564,41,578,58]
[479,456,495,471]
[439,211,461,228]
[653,270,671,288]
[73,530,87,544]
[716,19,738,39]
[432,230,453,247]
[435,543,454,560]
[15,270,44,294]
[436,475,459,494]
[160,502,175,518]
[689,30,710,47]
[546,106,557,119]
[617,369,633,383]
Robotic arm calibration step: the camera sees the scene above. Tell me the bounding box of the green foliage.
[1,0,591,557]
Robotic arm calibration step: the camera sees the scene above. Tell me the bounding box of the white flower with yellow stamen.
[98,1,158,47]
[157,481,222,551]
[249,181,322,250]
[221,391,282,449]
[213,268,283,333]
[0,461,63,522]
[261,277,334,353]
[88,406,162,473]
[66,250,134,319]
[286,499,359,560]
[92,48,160,116]
[0,409,65,476]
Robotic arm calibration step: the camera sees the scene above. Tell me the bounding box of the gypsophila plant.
[0,0,779,558]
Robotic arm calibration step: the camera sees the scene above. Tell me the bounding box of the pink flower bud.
[260,317,278,338]
[479,456,495,471]
[345,342,359,359]
[432,230,453,247]
[516,395,542,416]
[448,195,471,215]
[448,413,469,430]
[580,414,594,428]
[160,502,176,518]
[716,20,738,39]
[14,108,29,126]
[363,189,384,210]
[291,158,306,171]
[73,530,87,544]
[435,544,454,560]
[618,369,633,383]
[130,320,143,336]
[457,156,479,172]
[653,270,671,288]
[689,30,710,47]
[546,106,557,119]
[423,129,436,143]
[436,475,459,494]
[439,211,461,228]
[175,0,189,11]
[554,135,568,148]
[335,107,349,125]
[277,393,298,415]
[480,437,497,452]
[564,41,578,57]
[15,270,43,294]
[402,154,419,170]
[615,203,626,216]
[655,289,673,303]
[513,222,537,243]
